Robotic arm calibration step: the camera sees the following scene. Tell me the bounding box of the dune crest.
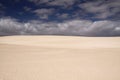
[0,36,120,49]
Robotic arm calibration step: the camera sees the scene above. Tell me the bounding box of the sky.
[0,0,120,36]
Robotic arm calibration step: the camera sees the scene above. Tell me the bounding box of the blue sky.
[0,0,120,36]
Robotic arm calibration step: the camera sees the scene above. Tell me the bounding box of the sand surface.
[0,36,120,80]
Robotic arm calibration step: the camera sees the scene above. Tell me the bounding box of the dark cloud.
[0,3,6,16]
[0,18,120,36]
[24,6,32,12]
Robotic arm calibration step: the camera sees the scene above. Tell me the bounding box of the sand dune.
[0,36,120,80]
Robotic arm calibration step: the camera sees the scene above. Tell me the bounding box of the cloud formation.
[26,0,120,20]
[0,18,120,36]
[33,8,54,19]
[29,0,76,8]
[0,0,119,36]
[79,0,120,19]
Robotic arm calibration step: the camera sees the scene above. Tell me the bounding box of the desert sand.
[0,36,120,80]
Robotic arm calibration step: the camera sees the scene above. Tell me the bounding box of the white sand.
[0,36,120,80]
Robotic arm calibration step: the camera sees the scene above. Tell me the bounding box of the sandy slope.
[0,36,120,80]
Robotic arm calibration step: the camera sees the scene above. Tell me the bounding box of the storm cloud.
[0,18,120,36]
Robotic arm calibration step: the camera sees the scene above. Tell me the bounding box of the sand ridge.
[0,36,120,48]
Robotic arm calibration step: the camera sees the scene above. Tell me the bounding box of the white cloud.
[47,0,76,8]
[33,8,54,19]
[0,18,120,36]
[28,0,50,4]
[84,20,120,36]
[79,0,120,19]
[29,0,76,8]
